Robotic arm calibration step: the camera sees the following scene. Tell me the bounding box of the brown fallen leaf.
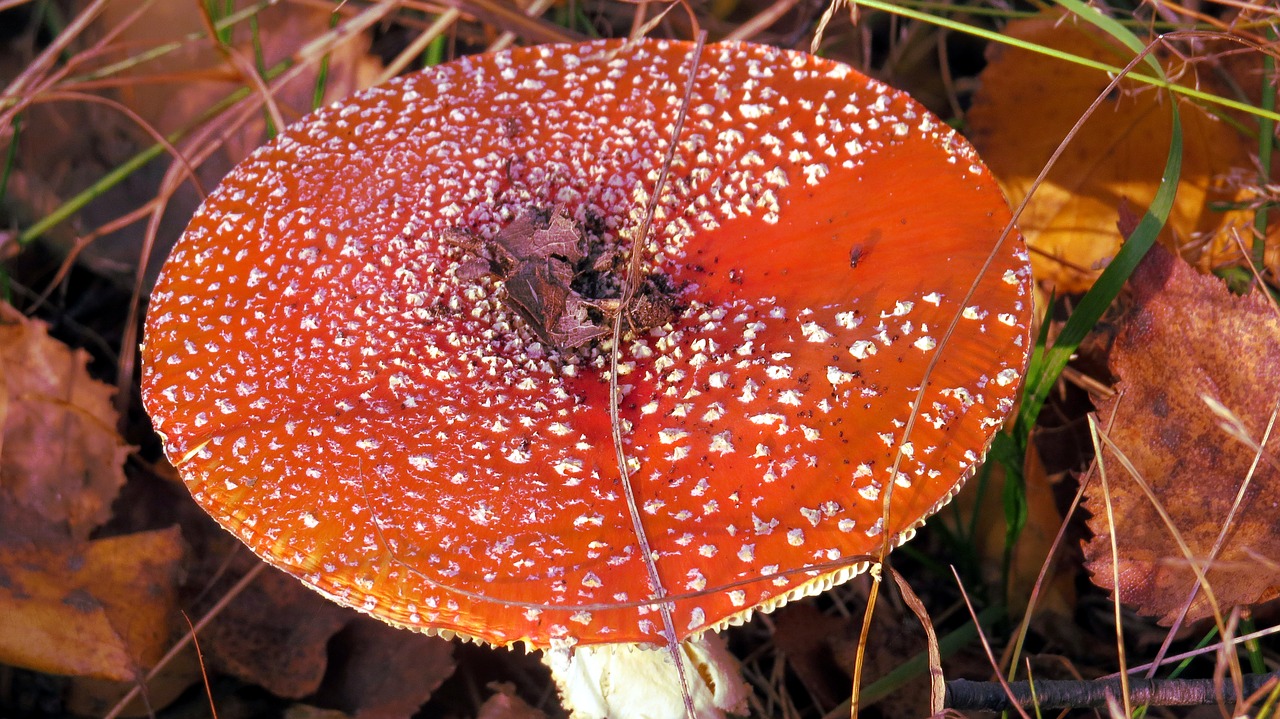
[310,619,455,719]
[0,302,130,541]
[967,10,1267,293]
[1083,245,1280,624]
[0,527,184,681]
[477,682,550,719]
[772,602,855,711]
[199,558,352,699]
[193,548,455,715]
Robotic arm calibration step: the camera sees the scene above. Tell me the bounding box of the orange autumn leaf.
[0,528,184,680]
[1083,245,1280,624]
[967,11,1264,293]
[947,442,1075,619]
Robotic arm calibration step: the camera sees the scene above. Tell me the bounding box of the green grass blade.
[1054,0,1165,79]
[849,0,1280,124]
[1014,1,1184,437]
[311,9,341,111]
[248,12,277,138]
[0,114,22,207]
[1254,29,1275,268]
[423,33,446,68]
[18,57,294,245]
[1017,112,1183,435]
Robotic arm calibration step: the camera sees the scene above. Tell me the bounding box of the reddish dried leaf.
[772,603,854,710]
[0,302,130,540]
[477,682,550,719]
[967,11,1260,293]
[202,563,351,698]
[1084,246,1280,623]
[311,619,455,719]
[0,528,184,680]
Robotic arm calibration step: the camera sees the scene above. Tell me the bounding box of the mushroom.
[141,38,1032,718]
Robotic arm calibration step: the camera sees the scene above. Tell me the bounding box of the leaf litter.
[967,9,1271,293]
[0,302,178,684]
[1084,244,1280,624]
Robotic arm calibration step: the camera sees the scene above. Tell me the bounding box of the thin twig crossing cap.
[142,38,1032,650]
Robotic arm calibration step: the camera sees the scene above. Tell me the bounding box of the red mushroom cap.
[142,38,1032,649]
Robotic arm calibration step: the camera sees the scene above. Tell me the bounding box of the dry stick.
[607,32,706,719]
[0,0,113,107]
[622,1,683,50]
[629,0,650,39]
[1230,230,1280,315]
[0,0,159,133]
[946,672,1280,712]
[950,566,1033,719]
[849,567,881,719]
[103,561,269,719]
[1092,421,1248,701]
[1119,622,1280,680]
[934,27,963,124]
[195,3,285,133]
[298,1,404,69]
[38,203,159,307]
[809,0,849,53]
[34,90,204,195]
[488,0,559,53]
[722,0,802,42]
[1088,414,1133,717]
[380,10,463,82]
[887,568,944,714]
[433,0,586,44]
[1002,400,1123,681]
[180,611,221,719]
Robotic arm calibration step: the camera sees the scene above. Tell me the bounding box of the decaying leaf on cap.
[1084,245,1280,624]
[449,208,680,349]
[140,38,1033,718]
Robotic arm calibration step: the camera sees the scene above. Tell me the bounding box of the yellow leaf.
[967,10,1266,292]
[0,528,184,680]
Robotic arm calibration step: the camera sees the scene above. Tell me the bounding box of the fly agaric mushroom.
[142,38,1032,718]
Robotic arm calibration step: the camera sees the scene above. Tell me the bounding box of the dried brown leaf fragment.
[1084,245,1280,623]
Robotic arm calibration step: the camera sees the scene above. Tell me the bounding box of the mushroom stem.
[543,634,750,719]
